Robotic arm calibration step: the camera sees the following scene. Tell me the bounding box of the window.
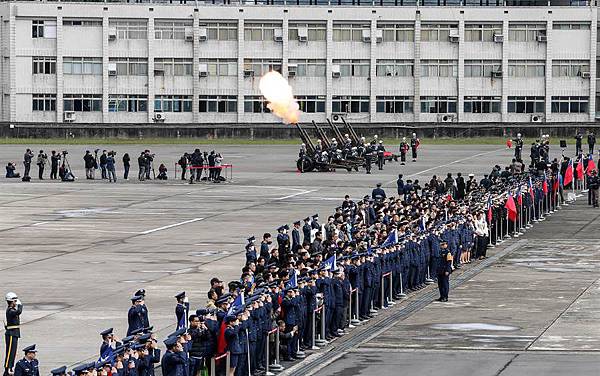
[464,24,502,42]
[553,22,590,30]
[296,95,326,113]
[463,96,501,113]
[288,59,326,77]
[243,59,282,76]
[244,22,281,41]
[420,96,457,113]
[507,96,545,113]
[63,57,102,75]
[154,20,192,40]
[154,58,193,76]
[244,95,270,113]
[508,23,545,42]
[332,96,370,113]
[508,60,545,77]
[32,20,56,39]
[332,23,369,42]
[377,23,414,42]
[376,60,413,77]
[63,19,102,27]
[376,96,413,113]
[63,94,102,112]
[108,95,147,113]
[109,20,147,40]
[198,95,237,113]
[464,60,502,77]
[332,59,370,77]
[199,59,237,76]
[552,60,590,77]
[420,60,457,77]
[32,57,56,75]
[551,96,588,113]
[421,24,457,42]
[154,95,193,113]
[32,94,56,112]
[109,58,148,76]
[203,22,238,41]
[288,23,326,41]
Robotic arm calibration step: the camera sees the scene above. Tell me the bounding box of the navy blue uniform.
[13,358,39,376]
[161,351,187,376]
[437,248,453,301]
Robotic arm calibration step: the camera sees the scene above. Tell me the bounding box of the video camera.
[61,150,68,155]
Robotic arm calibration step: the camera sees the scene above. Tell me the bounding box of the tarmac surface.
[0,143,598,375]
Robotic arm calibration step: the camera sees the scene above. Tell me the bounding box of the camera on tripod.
[61,150,68,156]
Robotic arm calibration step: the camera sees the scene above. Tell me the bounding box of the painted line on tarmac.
[385,147,507,186]
[140,217,205,235]
[276,189,317,201]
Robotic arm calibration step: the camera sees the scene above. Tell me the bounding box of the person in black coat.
[436,241,453,302]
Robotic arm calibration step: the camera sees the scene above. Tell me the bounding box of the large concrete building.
[0,0,598,125]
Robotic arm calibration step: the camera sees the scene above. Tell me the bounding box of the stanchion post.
[388,273,393,304]
[398,273,406,298]
[380,274,386,309]
[351,289,360,325]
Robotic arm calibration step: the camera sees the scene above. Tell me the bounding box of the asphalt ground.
[0,143,596,374]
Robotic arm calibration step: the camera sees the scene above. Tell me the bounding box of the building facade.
[0,0,599,125]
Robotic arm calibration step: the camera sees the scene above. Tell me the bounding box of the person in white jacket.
[474,212,489,260]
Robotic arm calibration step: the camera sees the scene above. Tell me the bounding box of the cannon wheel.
[297,156,315,173]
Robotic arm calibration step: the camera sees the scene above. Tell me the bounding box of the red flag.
[576,160,584,181]
[505,194,517,222]
[217,320,227,355]
[542,180,548,195]
[517,193,523,206]
[564,160,574,187]
[587,158,597,176]
[552,177,559,193]
[446,193,453,202]
[486,196,493,222]
[506,139,513,148]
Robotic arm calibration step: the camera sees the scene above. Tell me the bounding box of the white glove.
[183,297,189,304]
[15,299,22,306]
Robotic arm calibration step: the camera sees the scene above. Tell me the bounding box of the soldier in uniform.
[12,345,38,376]
[588,169,599,208]
[302,218,312,244]
[436,241,453,302]
[160,337,186,376]
[513,133,524,161]
[174,292,189,330]
[291,221,301,253]
[4,292,22,376]
[127,295,146,336]
[410,133,420,162]
[399,137,409,165]
[575,131,583,156]
[376,141,385,170]
[588,131,596,155]
[276,225,290,255]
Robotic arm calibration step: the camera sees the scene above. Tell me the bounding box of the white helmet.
[5,292,17,301]
[412,133,416,137]
[374,135,378,139]
[402,137,406,141]
[344,134,349,138]
[517,133,522,137]
[332,138,336,142]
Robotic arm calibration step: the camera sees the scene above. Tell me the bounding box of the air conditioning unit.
[108,28,117,41]
[273,29,283,42]
[153,113,166,123]
[64,111,76,122]
[362,29,371,43]
[332,64,341,78]
[107,63,117,76]
[184,27,194,42]
[449,29,460,43]
[243,69,254,78]
[531,114,543,123]
[298,27,308,42]
[438,114,455,123]
[491,70,503,78]
[288,63,297,77]
[154,68,164,77]
[493,33,504,43]
[536,34,547,43]
[199,63,208,77]
[375,29,383,43]
[581,71,591,78]
[198,28,207,42]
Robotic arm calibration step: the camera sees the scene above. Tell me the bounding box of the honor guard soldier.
[588,132,596,155]
[291,221,302,253]
[399,138,409,165]
[13,345,38,376]
[99,328,120,361]
[245,236,257,264]
[436,241,453,302]
[4,292,22,376]
[302,218,312,244]
[276,225,290,255]
[376,141,386,170]
[410,133,420,162]
[513,133,524,161]
[127,295,146,336]
[175,292,189,330]
[575,131,583,156]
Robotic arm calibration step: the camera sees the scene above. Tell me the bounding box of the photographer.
[138,152,146,181]
[122,153,131,180]
[144,150,154,180]
[157,163,168,180]
[36,150,48,180]
[106,152,117,183]
[83,151,95,180]
[188,313,217,376]
[23,149,33,179]
[5,162,20,179]
[214,153,223,183]
[50,151,61,180]
[178,153,189,181]
[99,150,108,180]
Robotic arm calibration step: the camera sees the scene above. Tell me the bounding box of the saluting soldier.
[4,292,22,376]
[399,137,409,165]
[174,292,189,330]
[12,345,38,376]
[410,133,420,162]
